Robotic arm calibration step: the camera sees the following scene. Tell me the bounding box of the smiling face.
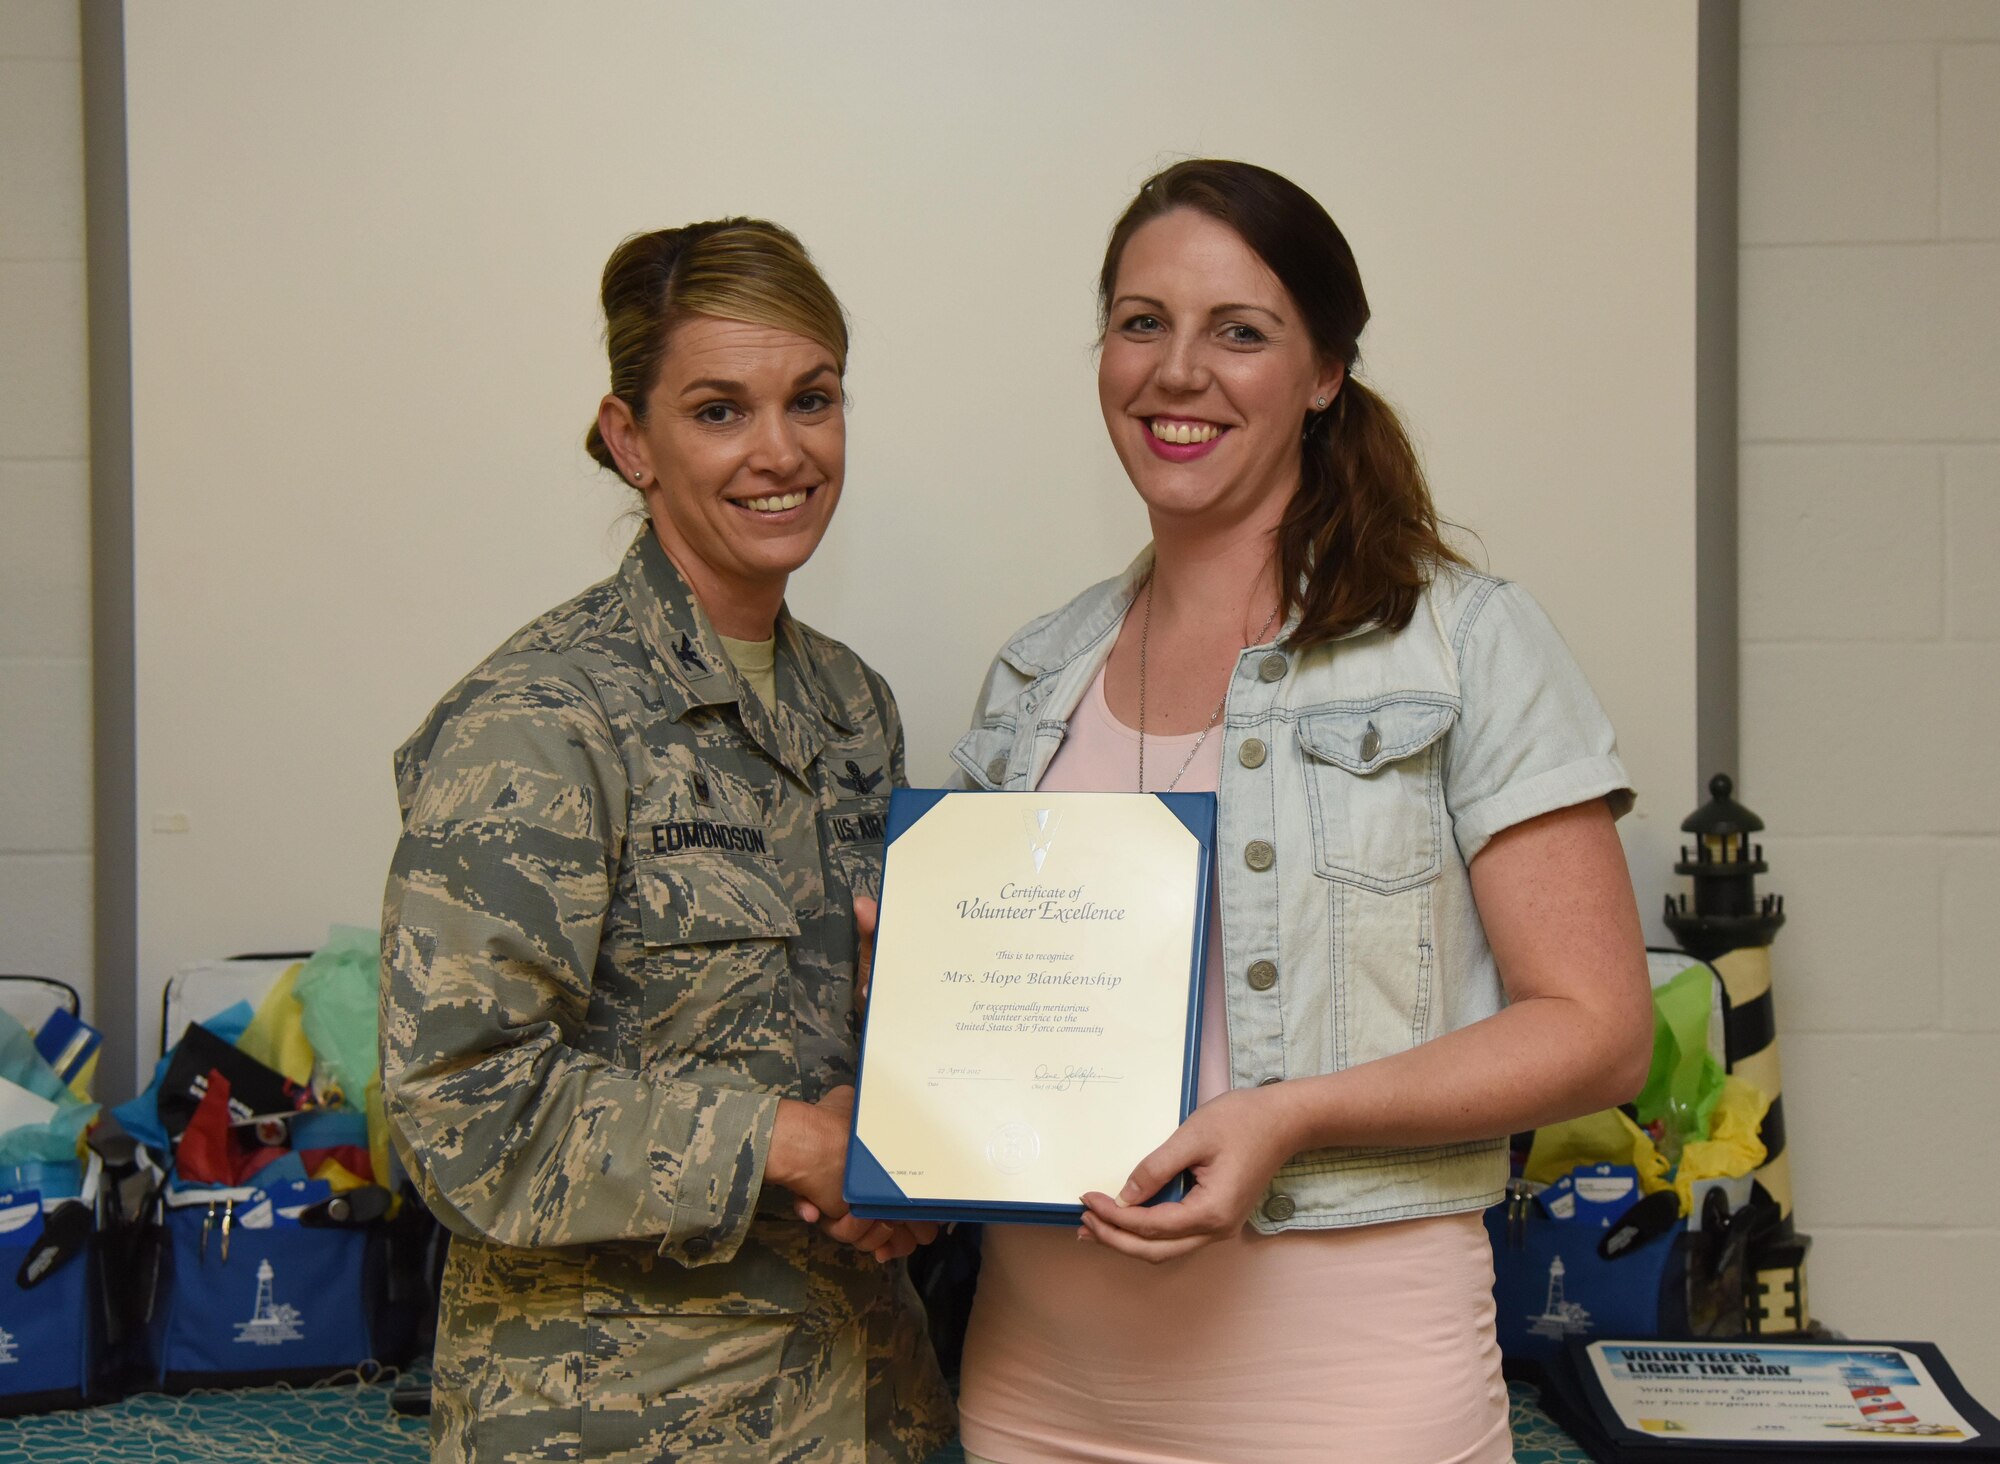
[1098,209,1343,530]
[600,315,844,636]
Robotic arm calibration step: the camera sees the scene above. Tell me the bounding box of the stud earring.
[1315,396,1328,409]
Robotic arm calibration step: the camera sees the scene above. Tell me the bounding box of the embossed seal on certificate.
[985,1120,1041,1175]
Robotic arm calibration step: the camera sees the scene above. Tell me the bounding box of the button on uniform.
[682,1236,713,1258]
[1237,737,1267,769]
[1257,652,1288,683]
[1263,1193,1296,1222]
[1244,839,1275,871]
[1246,959,1277,991]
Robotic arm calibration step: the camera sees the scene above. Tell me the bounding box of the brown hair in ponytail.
[1098,160,1465,647]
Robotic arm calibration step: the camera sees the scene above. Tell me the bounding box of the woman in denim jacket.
[949,161,1656,1464]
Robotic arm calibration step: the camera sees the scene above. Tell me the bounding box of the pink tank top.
[954,665,1512,1464]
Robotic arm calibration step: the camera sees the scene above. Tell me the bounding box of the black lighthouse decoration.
[1664,774,1812,1335]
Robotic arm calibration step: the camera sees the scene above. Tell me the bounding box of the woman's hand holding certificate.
[787,900,939,1262]
[1077,1086,1301,1261]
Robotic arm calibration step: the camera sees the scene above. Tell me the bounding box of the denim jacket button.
[1360,722,1381,761]
[1246,959,1277,991]
[1257,652,1289,683]
[1237,737,1267,769]
[1257,1075,1283,1087]
[985,756,1008,785]
[1262,1193,1296,1222]
[1244,839,1275,871]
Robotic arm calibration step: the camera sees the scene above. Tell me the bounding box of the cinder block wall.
[0,0,91,992]
[1739,0,2000,1399]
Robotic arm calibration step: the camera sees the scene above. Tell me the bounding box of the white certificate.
[846,790,1213,1222]
[1584,1341,1986,1445]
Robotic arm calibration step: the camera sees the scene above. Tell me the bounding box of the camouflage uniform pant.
[429,1222,953,1463]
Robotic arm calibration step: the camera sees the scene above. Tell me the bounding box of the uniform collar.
[774,610,860,736]
[616,530,852,779]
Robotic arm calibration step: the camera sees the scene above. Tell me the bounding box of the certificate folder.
[844,789,1215,1226]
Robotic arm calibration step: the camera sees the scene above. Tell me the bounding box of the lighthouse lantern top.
[1665,771,1785,955]
[1681,773,1766,839]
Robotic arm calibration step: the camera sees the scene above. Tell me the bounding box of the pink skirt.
[956,1209,1512,1464]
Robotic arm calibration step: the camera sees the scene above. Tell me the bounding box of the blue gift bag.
[1486,1166,1695,1368]
[141,1182,376,1389]
[0,1186,100,1414]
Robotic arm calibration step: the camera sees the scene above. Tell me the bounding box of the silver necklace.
[1137,577,1280,793]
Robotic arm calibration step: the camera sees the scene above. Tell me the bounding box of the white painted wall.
[1739,0,2000,1401]
[0,0,92,1004]
[119,1,1701,1076]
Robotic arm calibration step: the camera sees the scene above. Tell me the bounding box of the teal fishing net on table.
[1,1378,1587,1461]
[0,1368,428,1463]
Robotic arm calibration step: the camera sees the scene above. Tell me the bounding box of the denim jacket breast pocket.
[1294,697,1460,1068]
[950,719,1019,790]
[1296,698,1458,893]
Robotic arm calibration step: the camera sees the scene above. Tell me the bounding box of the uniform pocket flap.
[636,849,800,946]
[590,1234,807,1316]
[1297,700,1457,775]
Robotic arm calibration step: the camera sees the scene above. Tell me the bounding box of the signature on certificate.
[1030,1063,1121,1092]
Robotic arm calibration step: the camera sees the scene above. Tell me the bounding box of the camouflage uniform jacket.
[381,531,953,1463]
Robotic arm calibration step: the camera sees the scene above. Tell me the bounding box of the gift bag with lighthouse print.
[138,1180,375,1388]
[0,1176,103,1414]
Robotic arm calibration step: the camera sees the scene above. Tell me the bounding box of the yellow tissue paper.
[66,1049,98,1106]
[234,963,316,1087]
[364,1072,391,1204]
[1524,1108,1673,1197]
[309,1155,371,1193]
[1667,1074,1770,1214]
[1523,1077,1772,1217]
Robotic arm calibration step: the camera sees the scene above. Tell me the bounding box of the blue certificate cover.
[844,788,1215,1226]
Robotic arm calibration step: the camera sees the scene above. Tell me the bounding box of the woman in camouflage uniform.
[381,220,953,1464]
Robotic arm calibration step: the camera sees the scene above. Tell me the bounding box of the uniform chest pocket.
[629,784,801,1077]
[634,841,800,947]
[1297,699,1458,894]
[634,846,799,1068]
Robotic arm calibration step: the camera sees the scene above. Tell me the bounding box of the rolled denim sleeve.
[1445,580,1635,865]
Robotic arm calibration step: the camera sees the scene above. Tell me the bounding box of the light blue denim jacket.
[948,549,1633,1232]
